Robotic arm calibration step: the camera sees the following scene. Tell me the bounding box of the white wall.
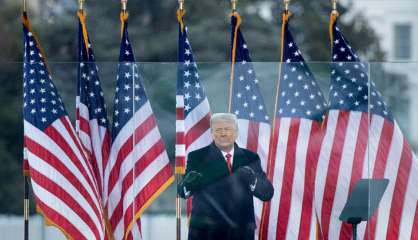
[0,214,188,240]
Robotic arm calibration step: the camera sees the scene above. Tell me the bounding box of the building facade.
[343,0,418,150]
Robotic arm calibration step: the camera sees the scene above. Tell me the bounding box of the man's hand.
[236,166,257,192]
[179,171,202,198]
[183,171,202,188]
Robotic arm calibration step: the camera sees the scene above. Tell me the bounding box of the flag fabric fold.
[104,12,174,240]
[314,13,418,240]
[22,12,107,240]
[260,12,327,240]
[76,10,111,203]
[229,12,271,238]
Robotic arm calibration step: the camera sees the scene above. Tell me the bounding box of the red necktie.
[225,153,232,173]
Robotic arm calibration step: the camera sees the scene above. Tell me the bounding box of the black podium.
[339,179,389,240]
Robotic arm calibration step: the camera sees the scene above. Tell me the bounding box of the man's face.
[211,120,238,152]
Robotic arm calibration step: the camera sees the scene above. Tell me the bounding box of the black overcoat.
[179,142,274,239]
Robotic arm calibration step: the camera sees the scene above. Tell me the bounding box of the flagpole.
[24,176,30,240]
[259,1,289,239]
[22,1,30,238]
[228,0,239,113]
[176,2,185,239]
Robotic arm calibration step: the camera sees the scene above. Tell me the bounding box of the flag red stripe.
[90,153,103,196]
[276,118,300,239]
[259,118,281,240]
[176,107,184,119]
[321,111,350,239]
[35,196,85,240]
[339,113,368,240]
[175,157,185,169]
[101,132,111,175]
[25,136,102,223]
[176,132,185,144]
[108,115,156,193]
[78,115,91,136]
[365,120,394,240]
[185,113,211,147]
[247,121,259,153]
[298,121,325,240]
[386,137,413,239]
[30,168,102,238]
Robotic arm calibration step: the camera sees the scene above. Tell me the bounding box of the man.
[179,113,274,240]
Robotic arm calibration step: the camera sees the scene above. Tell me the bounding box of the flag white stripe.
[236,119,249,149]
[309,205,317,240]
[257,122,271,172]
[176,120,185,132]
[176,95,184,108]
[267,118,290,240]
[90,120,105,185]
[176,144,186,157]
[286,119,312,240]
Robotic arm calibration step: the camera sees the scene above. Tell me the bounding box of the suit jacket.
[179,142,274,231]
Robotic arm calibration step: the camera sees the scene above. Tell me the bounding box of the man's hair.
[210,113,238,131]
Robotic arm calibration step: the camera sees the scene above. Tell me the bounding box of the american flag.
[260,13,327,240]
[175,17,212,175]
[229,13,271,238]
[314,16,418,240]
[22,13,107,239]
[176,14,212,217]
[76,11,110,201]
[103,15,174,240]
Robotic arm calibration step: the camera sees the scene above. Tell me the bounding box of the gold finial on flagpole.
[79,0,84,11]
[231,0,237,12]
[331,0,338,14]
[121,0,128,12]
[284,0,290,12]
[178,0,184,11]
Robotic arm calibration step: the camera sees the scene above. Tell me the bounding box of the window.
[394,23,412,60]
